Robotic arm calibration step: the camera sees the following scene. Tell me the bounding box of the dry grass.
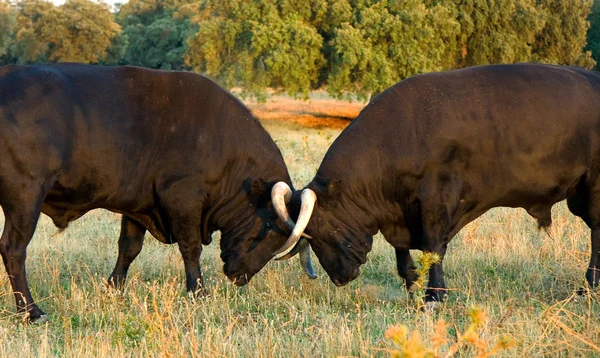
[1,95,599,357]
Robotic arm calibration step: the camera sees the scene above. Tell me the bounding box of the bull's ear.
[244,177,271,208]
[327,178,342,197]
[312,176,342,201]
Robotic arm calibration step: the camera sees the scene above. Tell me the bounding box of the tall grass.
[1,99,599,357]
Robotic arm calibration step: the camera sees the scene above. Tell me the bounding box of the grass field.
[1,95,599,357]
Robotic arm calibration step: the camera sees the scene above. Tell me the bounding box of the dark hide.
[301,63,600,301]
[0,63,294,320]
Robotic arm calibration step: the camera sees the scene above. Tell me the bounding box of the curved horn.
[271,181,312,239]
[299,241,317,279]
[271,181,295,231]
[273,188,316,259]
[273,238,317,279]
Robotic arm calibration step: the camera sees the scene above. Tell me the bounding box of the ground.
[0,94,599,357]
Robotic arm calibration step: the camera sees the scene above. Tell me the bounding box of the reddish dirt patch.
[244,94,366,130]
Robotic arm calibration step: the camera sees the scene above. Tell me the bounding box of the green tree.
[325,0,460,100]
[586,0,600,68]
[11,0,53,63]
[117,0,195,70]
[452,0,545,67]
[9,0,120,64]
[534,0,595,68]
[41,0,121,63]
[0,1,16,63]
[102,31,129,65]
[186,0,324,100]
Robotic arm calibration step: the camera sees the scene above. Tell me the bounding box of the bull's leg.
[158,182,206,297]
[395,248,419,293]
[586,228,600,289]
[420,206,451,303]
[567,186,600,291]
[108,216,146,288]
[178,233,204,296]
[168,213,204,296]
[0,205,46,322]
[424,243,448,302]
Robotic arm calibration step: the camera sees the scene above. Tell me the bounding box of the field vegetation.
[3,0,600,100]
[0,96,599,357]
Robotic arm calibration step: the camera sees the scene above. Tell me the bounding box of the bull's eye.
[266,222,272,228]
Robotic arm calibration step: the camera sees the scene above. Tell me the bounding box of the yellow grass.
[0,95,599,357]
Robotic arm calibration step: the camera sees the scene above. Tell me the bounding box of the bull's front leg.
[108,216,146,288]
[178,232,204,297]
[168,213,205,298]
[420,210,451,304]
[424,242,448,303]
[395,248,419,294]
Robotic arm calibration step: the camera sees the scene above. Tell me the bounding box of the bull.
[271,63,600,303]
[0,63,312,323]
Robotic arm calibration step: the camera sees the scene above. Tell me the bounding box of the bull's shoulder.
[0,64,20,77]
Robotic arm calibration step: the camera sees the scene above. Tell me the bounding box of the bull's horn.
[271,182,295,231]
[273,188,316,259]
[273,238,317,279]
[299,240,317,279]
[271,181,312,239]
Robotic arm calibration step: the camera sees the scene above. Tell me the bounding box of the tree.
[452,0,545,67]
[102,31,129,65]
[325,0,460,100]
[117,0,195,70]
[534,0,595,68]
[8,0,120,64]
[0,1,15,63]
[586,0,600,68]
[11,0,53,63]
[185,0,324,100]
[41,0,121,63]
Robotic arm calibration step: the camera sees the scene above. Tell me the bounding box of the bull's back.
[407,65,600,206]
[0,64,244,208]
[324,64,600,208]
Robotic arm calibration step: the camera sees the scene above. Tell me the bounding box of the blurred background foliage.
[1,0,600,100]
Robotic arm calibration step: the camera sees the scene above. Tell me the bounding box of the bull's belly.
[41,197,171,244]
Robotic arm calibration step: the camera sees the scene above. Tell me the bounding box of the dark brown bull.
[274,63,600,303]
[0,63,311,322]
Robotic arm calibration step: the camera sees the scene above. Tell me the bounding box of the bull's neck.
[314,161,408,240]
[344,179,401,233]
[207,160,291,238]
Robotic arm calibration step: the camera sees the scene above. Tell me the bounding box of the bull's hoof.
[28,314,50,325]
[421,301,442,313]
[576,286,597,296]
[407,283,419,294]
[187,288,208,302]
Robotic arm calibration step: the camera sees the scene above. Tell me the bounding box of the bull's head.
[221,179,316,286]
[271,179,373,287]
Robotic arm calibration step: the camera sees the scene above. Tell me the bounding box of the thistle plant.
[384,307,516,357]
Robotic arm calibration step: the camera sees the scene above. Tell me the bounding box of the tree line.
[1,0,600,100]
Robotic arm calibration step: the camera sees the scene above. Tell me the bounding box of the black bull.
[293,64,600,302]
[0,63,308,322]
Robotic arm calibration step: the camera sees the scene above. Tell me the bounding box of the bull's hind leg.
[0,192,47,322]
[108,216,146,288]
[567,186,600,290]
[586,229,600,289]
